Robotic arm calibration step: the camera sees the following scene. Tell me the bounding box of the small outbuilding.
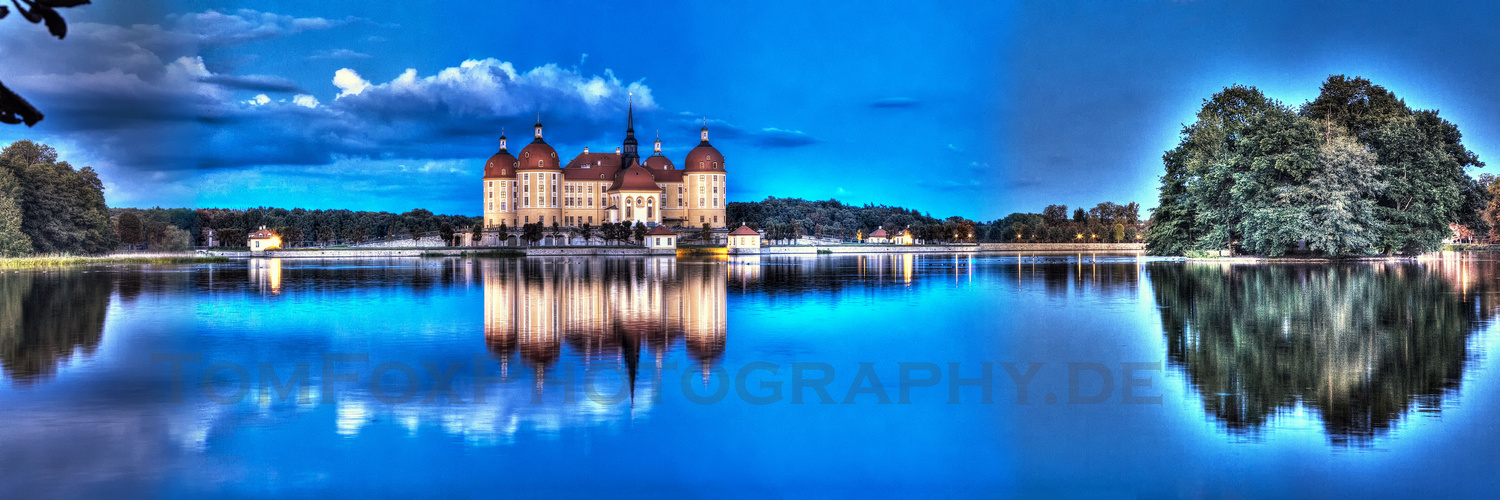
[728,224,762,251]
[646,225,678,249]
[867,227,890,244]
[893,228,915,245]
[248,226,281,253]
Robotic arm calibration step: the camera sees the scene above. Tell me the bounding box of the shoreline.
[0,254,230,270]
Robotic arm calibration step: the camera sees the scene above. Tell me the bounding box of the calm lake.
[2,254,1498,498]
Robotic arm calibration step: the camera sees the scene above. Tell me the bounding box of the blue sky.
[2,0,1499,220]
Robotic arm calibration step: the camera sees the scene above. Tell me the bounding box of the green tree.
[522,222,543,246]
[470,220,483,246]
[0,167,32,257]
[633,222,648,244]
[115,210,143,250]
[700,222,712,243]
[439,221,455,246]
[1,140,116,255]
[576,223,593,245]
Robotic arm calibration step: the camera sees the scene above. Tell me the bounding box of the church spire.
[653,130,661,154]
[533,113,544,142]
[699,117,710,146]
[621,94,639,163]
[498,128,507,152]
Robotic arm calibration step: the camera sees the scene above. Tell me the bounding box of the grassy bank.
[0,254,230,270]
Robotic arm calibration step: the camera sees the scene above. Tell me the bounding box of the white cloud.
[332,68,371,97]
[291,94,320,108]
[251,94,271,105]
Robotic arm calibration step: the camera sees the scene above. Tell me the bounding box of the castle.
[480,103,728,237]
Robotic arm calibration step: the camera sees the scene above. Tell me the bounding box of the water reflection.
[1150,261,1491,445]
[0,271,112,384]
[480,257,727,393]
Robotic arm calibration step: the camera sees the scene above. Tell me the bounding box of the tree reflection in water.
[1151,260,1491,445]
[0,270,112,385]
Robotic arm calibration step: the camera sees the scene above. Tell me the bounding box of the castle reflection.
[480,257,727,392]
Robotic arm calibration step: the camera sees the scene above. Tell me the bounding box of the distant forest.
[727,197,1143,243]
[117,207,479,250]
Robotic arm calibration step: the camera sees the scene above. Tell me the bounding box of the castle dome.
[684,121,724,172]
[484,134,517,178]
[518,118,560,169]
[644,155,674,170]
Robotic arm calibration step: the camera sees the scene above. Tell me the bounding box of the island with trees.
[1145,75,1492,257]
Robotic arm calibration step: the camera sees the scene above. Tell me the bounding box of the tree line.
[990,201,1142,243]
[1146,75,1488,257]
[122,206,480,249]
[725,196,1145,243]
[726,197,980,242]
[0,140,116,257]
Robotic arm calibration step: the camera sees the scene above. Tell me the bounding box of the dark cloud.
[667,116,817,149]
[169,9,362,47]
[200,74,303,93]
[871,97,919,108]
[308,49,371,60]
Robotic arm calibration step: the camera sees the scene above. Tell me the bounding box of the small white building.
[867,227,890,244]
[728,224,761,251]
[646,225,678,249]
[893,228,915,245]
[248,226,280,253]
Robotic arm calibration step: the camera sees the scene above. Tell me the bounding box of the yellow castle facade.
[480,104,728,237]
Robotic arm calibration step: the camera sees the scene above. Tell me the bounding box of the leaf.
[36,4,66,38]
[0,6,8,19]
[11,0,41,23]
[0,81,44,126]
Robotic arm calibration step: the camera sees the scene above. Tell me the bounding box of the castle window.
[524,173,529,181]
[588,198,593,207]
[525,152,530,158]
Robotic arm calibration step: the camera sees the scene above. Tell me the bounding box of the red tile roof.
[607,161,661,191]
[648,225,676,236]
[729,225,759,236]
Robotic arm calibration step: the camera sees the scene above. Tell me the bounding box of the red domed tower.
[482,131,519,229]
[683,119,727,228]
[516,116,563,227]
